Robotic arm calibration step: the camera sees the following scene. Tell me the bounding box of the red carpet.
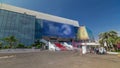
[54,43,67,51]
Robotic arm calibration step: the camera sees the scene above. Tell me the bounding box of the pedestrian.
[95,47,99,54]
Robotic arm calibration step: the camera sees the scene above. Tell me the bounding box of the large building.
[0,3,79,45]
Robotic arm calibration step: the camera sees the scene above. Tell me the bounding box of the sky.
[1,0,120,39]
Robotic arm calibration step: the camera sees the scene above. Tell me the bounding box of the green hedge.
[3,45,10,49]
[16,43,25,48]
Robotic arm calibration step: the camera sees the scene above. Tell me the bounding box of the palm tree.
[99,32,109,50]
[108,31,118,39]
[108,31,118,51]
[3,36,17,48]
[107,37,116,51]
[99,30,118,51]
[115,37,120,50]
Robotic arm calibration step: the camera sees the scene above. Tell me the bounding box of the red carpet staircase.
[54,43,67,51]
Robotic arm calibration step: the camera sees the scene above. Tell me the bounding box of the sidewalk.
[107,52,120,55]
[0,49,41,53]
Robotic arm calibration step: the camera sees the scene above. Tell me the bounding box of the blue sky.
[1,0,120,39]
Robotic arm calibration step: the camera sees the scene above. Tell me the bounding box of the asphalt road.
[0,51,120,68]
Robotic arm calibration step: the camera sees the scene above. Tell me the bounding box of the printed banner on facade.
[42,20,76,38]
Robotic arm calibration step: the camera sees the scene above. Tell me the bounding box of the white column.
[82,45,87,54]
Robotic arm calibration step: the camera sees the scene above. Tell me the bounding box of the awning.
[78,42,100,46]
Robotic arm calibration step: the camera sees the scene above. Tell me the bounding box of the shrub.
[116,50,120,52]
[0,42,3,49]
[3,45,10,49]
[35,45,41,49]
[26,45,32,49]
[16,43,25,48]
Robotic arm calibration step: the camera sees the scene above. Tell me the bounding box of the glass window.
[0,9,36,45]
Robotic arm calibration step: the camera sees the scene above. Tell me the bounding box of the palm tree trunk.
[10,43,13,49]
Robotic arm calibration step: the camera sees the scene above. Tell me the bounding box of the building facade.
[0,4,79,45]
[0,9,36,45]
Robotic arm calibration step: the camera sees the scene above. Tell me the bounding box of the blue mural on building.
[42,20,77,38]
[86,27,94,41]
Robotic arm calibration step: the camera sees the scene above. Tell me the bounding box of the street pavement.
[0,51,120,68]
